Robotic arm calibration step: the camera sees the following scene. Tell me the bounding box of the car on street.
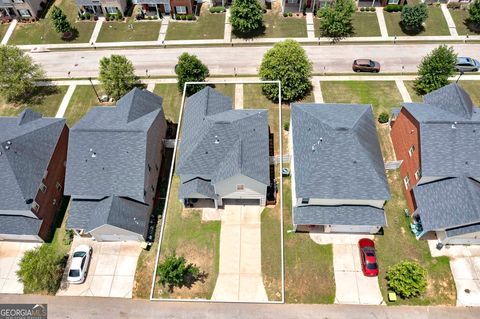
[358,238,379,277]
[455,57,480,72]
[67,245,92,284]
[352,59,381,73]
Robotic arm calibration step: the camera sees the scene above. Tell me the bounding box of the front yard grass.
[0,85,67,117]
[383,7,450,37]
[165,12,225,40]
[458,81,480,105]
[0,24,8,40]
[154,84,183,124]
[314,12,381,38]
[449,9,480,35]
[96,18,160,42]
[9,0,95,45]
[64,85,114,127]
[261,202,282,301]
[404,81,423,103]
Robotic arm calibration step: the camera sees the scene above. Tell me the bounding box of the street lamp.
[456,71,464,83]
[88,77,101,102]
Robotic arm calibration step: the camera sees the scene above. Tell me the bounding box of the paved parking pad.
[0,242,40,294]
[57,237,141,298]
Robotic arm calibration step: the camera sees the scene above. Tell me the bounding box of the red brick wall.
[34,125,69,241]
[170,0,194,15]
[390,108,421,213]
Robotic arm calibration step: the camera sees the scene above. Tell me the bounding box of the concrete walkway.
[55,84,76,118]
[234,83,243,109]
[158,16,170,42]
[394,79,412,103]
[312,80,324,103]
[1,19,17,45]
[146,82,156,92]
[441,4,459,37]
[89,17,105,44]
[306,13,315,39]
[375,8,388,38]
[224,9,232,43]
[211,205,268,302]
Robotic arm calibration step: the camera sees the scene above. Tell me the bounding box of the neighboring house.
[0,109,68,242]
[282,0,405,13]
[177,87,270,208]
[76,0,127,17]
[65,88,167,242]
[0,0,48,19]
[391,83,480,245]
[290,103,390,233]
[75,0,195,17]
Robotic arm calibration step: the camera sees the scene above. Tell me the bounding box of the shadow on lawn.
[232,25,267,39]
[464,19,480,34]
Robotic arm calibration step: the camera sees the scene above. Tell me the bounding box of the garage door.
[95,234,142,242]
[446,237,480,245]
[329,225,376,234]
[222,199,261,206]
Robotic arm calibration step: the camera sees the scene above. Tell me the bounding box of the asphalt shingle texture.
[293,205,387,226]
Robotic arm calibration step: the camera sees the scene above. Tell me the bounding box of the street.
[29,43,480,78]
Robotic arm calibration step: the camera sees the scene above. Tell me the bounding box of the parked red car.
[358,238,379,277]
[352,59,381,73]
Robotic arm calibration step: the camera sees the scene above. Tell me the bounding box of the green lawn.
[404,80,423,103]
[64,85,113,127]
[449,9,480,35]
[235,10,306,38]
[154,175,221,299]
[96,18,160,42]
[261,205,282,301]
[154,84,183,124]
[0,86,67,117]
[314,12,381,38]
[9,0,95,45]
[0,24,8,40]
[383,7,450,36]
[166,13,225,40]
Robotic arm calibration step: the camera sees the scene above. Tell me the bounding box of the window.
[301,198,309,204]
[414,169,422,180]
[13,0,25,3]
[176,6,187,14]
[236,184,245,191]
[408,145,415,157]
[39,183,47,193]
[52,199,57,206]
[32,201,40,213]
[43,170,48,180]
[105,6,118,14]
[388,0,399,4]
[56,181,62,191]
[148,164,151,172]
[403,175,410,190]
[17,9,31,17]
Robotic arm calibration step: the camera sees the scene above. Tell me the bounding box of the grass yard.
[0,86,67,117]
[449,9,480,35]
[0,24,8,40]
[383,7,450,36]
[153,175,221,299]
[458,81,480,105]
[63,85,114,127]
[314,12,381,38]
[96,18,160,42]
[165,13,225,40]
[404,81,423,103]
[154,84,183,123]
[8,0,95,45]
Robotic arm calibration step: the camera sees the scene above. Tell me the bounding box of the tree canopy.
[50,6,72,34]
[175,53,210,96]
[317,0,356,41]
[0,45,44,103]
[157,253,200,292]
[468,0,480,26]
[401,3,428,31]
[99,54,139,100]
[230,0,264,35]
[414,45,457,94]
[259,39,312,102]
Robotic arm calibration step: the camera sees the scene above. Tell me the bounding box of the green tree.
[157,254,200,291]
[17,245,67,294]
[99,54,139,100]
[175,53,210,96]
[0,45,44,103]
[401,3,428,31]
[386,261,427,298]
[414,45,457,94]
[317,0,356,41]
[259,39,312,102]
[468,0,480,26]
[50,6,72,34]
[230,0,264,35]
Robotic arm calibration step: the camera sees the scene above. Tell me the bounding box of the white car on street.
[67,245,92,284]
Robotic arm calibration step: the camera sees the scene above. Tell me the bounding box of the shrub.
[360,7,365,12]
[414,45,457,94]
[50,6,72,34]
[157,253,200,291]
[263,8,267,13]
[384,4,403,12]
[469,0,480,26]
[369,7,375,12]
[447,2,461,9]
[283,122,290,131]
[17,245,67,294]
[317,0,356,41]
[386,261,427,298]
[401,3,428,31]
[175,52,210,96]
[186,14,193,20]
[288,12,293,16]
[283,12,288,17]
[230,0,264,34]
[209,6,226,13]
[378,112,389,124]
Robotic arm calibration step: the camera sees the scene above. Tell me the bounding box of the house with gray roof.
[290,103,390,233]
[0,109,68,242]
[177,87,270,208]
[65,88,167,242]
[391,84,480,245]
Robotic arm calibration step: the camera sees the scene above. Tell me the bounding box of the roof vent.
[6,141,12,145]
[214,135,220,144]
[311,145,315,152]
[465,161,469,165]
[25,198,33,204]
[451,121,458,129]
[91,152,97,158]
[4,145,10,150]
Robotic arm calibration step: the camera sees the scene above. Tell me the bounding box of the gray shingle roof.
[293,205,387,226]
[177,87,270,193]
[0,215,42,236]
[178,178,216,199]
[414,177,480,232]
[0,109,65,212]
[446,223,480,238]
[291,103,390,200]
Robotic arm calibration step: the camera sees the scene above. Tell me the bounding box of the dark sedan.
[352,59,381,73]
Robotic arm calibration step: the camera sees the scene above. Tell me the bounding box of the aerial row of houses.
[0,84,479,246]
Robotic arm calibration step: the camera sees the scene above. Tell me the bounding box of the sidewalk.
[441,4,459,37]
[158,16,170,42]
[224,9,232,43]
[1,19,17,45]
[306,13,315,39]
[89,17,105,44]
[375,8,388,39]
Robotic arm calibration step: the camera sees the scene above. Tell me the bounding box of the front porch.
[0,7,16,19]
[78,4,104,17]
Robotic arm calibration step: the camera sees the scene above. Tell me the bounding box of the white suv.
[67,245,92,284]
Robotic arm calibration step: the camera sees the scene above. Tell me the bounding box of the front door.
[164,3,171,14]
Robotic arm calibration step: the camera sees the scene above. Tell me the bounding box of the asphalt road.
[28,43,480,78]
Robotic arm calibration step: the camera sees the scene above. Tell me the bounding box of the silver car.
[455,57,480,72]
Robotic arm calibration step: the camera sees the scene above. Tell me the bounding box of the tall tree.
[414,45,457,94]
[50,6,72,34]
[259,39,312,102]
[468,0,480,27]
[230,0,264,35]
[401,3,428,32]
[99,55,139,100]
[317,0,356,42]
[0,45,44,102]
[175,53,210,96]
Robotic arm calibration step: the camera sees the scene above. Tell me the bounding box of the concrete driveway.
[211,205,268,302]
[57,237,141,298]
[0,242,40,294]
[310,233,384,305]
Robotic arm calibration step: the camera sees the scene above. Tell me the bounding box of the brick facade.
[390,108,421,213]
[170,0,194,15]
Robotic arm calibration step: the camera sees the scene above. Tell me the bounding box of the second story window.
[32,201,40,213]
[408,145,415,157]
[403,175,410,190]
[39,183,47,193]
[414,169,422,180]
[236,184,245,191]
[56,182,62,191]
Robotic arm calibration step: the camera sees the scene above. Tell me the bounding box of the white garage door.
[329,225,377,234]
[95,234,141,242]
